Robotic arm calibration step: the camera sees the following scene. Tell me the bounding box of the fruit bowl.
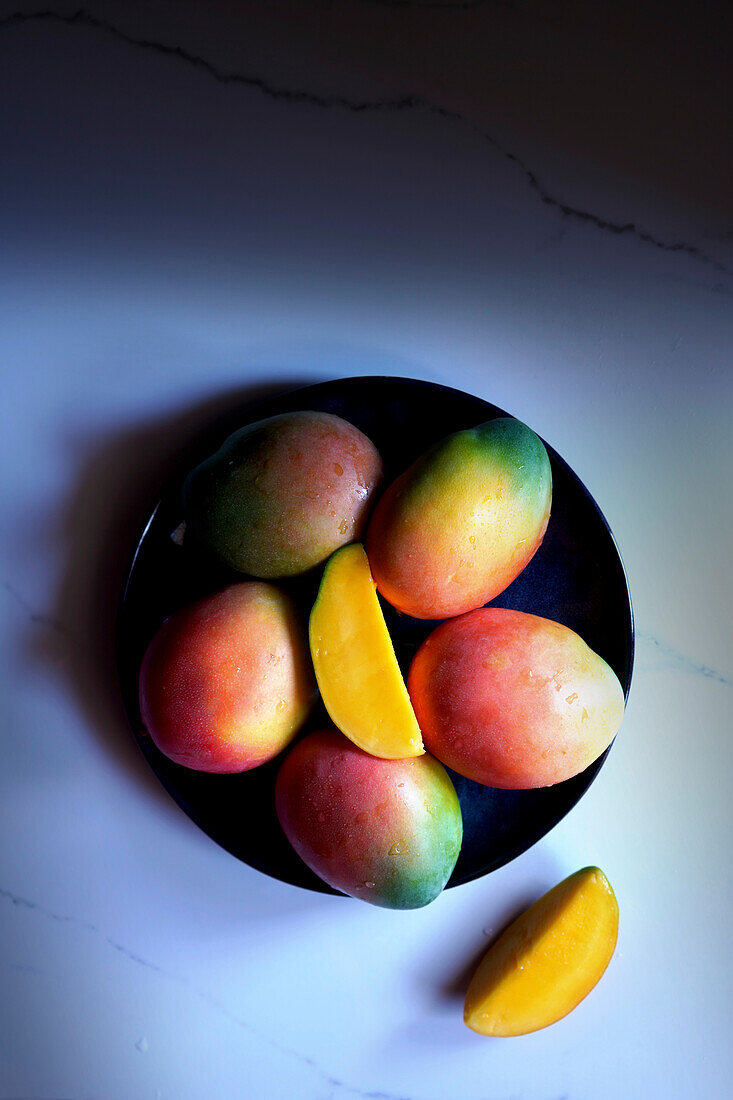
[117,376,634,894]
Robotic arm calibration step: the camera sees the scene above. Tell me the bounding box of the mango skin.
[275,729,463,909]
[366,418,551,619]
[182,411,383,578]
[408,608,625,789]
[139,583,316,773]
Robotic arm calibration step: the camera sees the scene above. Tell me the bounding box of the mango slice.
[309,544,424,759]
[464,867,618,1036]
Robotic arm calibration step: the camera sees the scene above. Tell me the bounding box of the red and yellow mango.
[366,418,551,620]
[183,411,383,578]
[275,729,462,908]
[139,582,316,772]
[408,607,624,789]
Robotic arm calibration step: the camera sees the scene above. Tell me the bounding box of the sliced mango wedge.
[309,543,424,759]
[464,867,619,1036]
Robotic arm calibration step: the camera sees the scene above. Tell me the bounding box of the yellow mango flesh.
[464,867,618,1036]
[310,544,424,759]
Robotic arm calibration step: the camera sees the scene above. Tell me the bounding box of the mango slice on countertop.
[464,867,619,1036]
[309,543,424,759]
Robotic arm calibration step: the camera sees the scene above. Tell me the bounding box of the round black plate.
[117,377,634,894]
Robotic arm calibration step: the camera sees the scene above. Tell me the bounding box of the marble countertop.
[1,3,731,1097]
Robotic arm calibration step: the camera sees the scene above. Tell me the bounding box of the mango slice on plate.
[309,543,424,759]
[464,867,618,1036]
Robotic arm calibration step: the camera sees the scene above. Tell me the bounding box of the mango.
[275,729,462,908]
[309,543,424,759]
[366,417,551,619]
[139,582,316,772]
[464,867,619,1036]
[408,607,624,789]
[183,411,383,578]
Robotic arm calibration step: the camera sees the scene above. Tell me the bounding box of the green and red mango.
[182,411,383,578]
[366,418,552,620]
[275,729,462,908]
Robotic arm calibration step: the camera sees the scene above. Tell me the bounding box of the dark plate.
[117,376,634,894]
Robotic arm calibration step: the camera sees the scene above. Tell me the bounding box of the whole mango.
[275,729,462,908]
[408,607,625,789]
[139,582,316,773]
[366,417,551,619]
[183,411,383,578]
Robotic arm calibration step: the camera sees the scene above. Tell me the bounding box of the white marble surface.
[1,3,731,1097]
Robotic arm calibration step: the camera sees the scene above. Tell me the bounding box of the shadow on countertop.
[37,376,314,870]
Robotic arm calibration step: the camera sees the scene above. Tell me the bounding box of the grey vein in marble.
[0,885,415,1100]
[636,630,731,687]
[0,886,98,931]
[2,7,730,280]
[5,962,49,976]
[3,580,72,637]
[354,0,512,12]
